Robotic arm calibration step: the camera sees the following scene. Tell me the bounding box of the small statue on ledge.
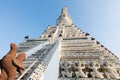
[0,43,26,80]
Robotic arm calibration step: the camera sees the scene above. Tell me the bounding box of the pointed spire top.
[56,7,73,26]
[61,6,68,16]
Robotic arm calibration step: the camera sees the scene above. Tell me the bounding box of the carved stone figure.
[0,43,26,80]
[60,62,73,78]
[89,62,104,78]
[101,62,119,79]
[75,62,88,78]
[83,63,94,78]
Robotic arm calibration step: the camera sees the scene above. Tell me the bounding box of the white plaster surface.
[41,42,60,80]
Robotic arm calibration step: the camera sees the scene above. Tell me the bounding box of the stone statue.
[83,63,94,78]
[100,62,119,79]
[60,62,73,78]
[89,62,104,78]
[0,43,26,80]
[75,62,88,78]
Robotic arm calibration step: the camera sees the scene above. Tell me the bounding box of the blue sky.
[0,0,120,59]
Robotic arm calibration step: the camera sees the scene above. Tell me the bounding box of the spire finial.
[61,6,68,16]
[56,7,73,26]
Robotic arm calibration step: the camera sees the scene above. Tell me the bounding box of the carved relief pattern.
[59,61,120,79]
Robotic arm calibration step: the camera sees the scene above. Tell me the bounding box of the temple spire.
[61,7,68,16]
[56,7,73,26]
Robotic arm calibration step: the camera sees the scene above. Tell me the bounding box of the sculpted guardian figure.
[89,62,104,78]
[61,62,73,78]
[101,62,119,79]
[0,43,26,80]
[75,62,88,78]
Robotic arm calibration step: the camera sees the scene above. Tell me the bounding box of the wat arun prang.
[1,7,120,80]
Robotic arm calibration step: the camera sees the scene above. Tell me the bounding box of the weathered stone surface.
[0,43,26,80]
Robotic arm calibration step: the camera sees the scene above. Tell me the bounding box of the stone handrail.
[27,41,60,80]
[26,41,49,58]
